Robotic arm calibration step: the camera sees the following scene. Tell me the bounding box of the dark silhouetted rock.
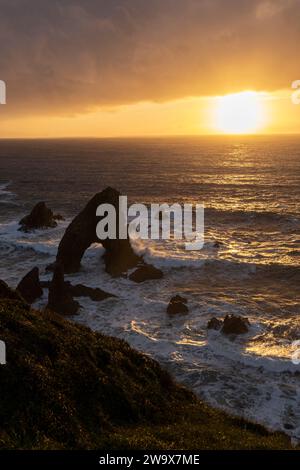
[47,263,79,315]
[167,295,189,315]
[207,317,223,330]
[16,267,43,304]
[41,277,114,302]
[213,241,223,248]
[221,315,250,335]
[68,283,114,301]
[0,280,25,303]
[45,263,56,273]
[55,187,153,277]
[19,202,62,232]
[129,264,163,283]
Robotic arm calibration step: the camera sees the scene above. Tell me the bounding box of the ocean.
[0,135,300,440]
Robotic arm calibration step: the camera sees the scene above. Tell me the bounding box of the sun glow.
[215,91,266,134]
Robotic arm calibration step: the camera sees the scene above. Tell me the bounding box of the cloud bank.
[0,0,299,117]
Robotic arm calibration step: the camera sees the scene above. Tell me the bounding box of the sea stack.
[17,267,43,304]
[55,187,162,278]
[19,202,62,232]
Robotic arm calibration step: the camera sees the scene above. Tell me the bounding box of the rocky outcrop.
[0,280,26,304]
[47,263,80,315]
[167,295,189,315]
[55,187,152,277]
[16,267,43,304]
[221,315,250,335]
[67,283,114,301]
[19,202,62,232]
[207,317,223,330]
[41,278,114,302]
[129,264,163,283]
[207,314,250,335]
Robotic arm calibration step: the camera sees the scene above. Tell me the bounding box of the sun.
[215,91,266,134]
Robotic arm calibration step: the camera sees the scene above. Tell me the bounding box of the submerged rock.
[17,267,43,304]
[41,277,114,302]
[129,264,163,283]
[207,317,223,330]
[47,263,80,315]
[221,315,250,335]
[213,241,223,248]
[19,202,62,232]
[68,283,114,301]
[207,315,250,335]
[167,295,189,315]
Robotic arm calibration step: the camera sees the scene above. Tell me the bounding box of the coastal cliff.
[0,297,292,450]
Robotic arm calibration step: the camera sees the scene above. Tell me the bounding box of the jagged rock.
[207,317,223,330]
[68,283,114,301]
[221,315,250,335]
[55,187,150,277]
[40,278,114,302]
[129,264,163,283]
[19,202,62,232]
[0,280,25,303]
[167,295,189,315]
[16,267,43,304]
[47,263,79,315]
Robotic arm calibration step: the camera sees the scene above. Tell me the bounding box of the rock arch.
[56,187,141,277]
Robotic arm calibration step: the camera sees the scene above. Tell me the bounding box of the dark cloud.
[0,0,299,117]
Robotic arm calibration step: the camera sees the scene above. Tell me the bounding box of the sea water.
[0,135,300,439]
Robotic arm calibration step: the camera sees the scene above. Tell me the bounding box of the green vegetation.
[0,298,293,450]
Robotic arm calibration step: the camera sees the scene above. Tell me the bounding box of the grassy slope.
[0,298,293,450]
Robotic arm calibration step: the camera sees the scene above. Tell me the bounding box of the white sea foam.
[0,181,13,195]
[0,181,18,205]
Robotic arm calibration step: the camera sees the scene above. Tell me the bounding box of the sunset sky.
[0,0,300,137]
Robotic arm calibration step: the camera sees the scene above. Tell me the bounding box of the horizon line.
[0,132,300,140]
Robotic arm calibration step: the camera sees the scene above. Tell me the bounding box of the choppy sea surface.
[0,136,300,441]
